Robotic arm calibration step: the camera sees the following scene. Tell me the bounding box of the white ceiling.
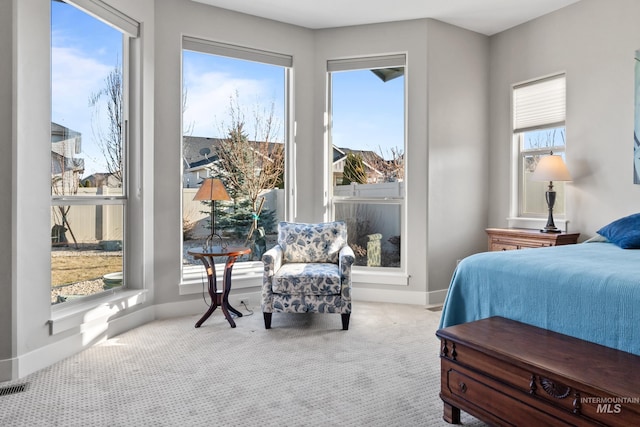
[191,0,581,36]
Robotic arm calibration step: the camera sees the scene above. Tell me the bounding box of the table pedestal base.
[188,246,251,328]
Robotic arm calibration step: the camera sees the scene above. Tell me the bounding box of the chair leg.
[341,313,350,330]
[263,312,272,329]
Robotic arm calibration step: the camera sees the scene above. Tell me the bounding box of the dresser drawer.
[443,365,568,426]
[490,242,519,251]
[486,228,579,251]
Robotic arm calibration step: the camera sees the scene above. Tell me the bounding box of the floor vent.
[0,383,28,397]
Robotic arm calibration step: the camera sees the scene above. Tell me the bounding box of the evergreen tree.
[343,152,368,184]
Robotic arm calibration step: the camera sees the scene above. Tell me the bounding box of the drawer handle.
[458,382,467,393]
[540,377,571,399]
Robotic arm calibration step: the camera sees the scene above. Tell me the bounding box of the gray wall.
[426,20,490,296]
[488,0,640,234]
[0,0,13,372]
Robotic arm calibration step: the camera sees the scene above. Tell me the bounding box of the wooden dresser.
[486,228,579,251]
[437,317,640,426]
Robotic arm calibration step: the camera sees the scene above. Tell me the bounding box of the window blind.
[327,54,406,72]
[63,0,139,37]
[183,37,293,68]
[513,74,565,134]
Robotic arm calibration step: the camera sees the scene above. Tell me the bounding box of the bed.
[439,239,640,356]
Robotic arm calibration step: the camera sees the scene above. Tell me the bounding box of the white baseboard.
[7,306,154,381]
[0,357,17,383]
[154,290,262,320]
[427,288,449,306]
[156,287,433,321]
[352,287,428,305]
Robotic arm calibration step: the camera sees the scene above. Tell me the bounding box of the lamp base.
[541,189,561,233]
[203,233,227,251]
[540,227,562,234]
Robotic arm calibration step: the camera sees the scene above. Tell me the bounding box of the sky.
[331,69,404,159]
[183,53,405,160]
[52,1,405,179]
[51,1,122,177]
[182,51,286,141]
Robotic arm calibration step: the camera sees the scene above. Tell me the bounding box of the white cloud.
[51,45,114,174]
[183,69,276,138]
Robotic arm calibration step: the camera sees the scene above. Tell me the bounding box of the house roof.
[336,147,384,165]
[183,136,223,169]
[51,122,82,143]
[183,135,283,171]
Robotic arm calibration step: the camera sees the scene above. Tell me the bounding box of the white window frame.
[508,73,567,230]
[327,54,408,285]
[179,37,293,294]
[49,0,146,333]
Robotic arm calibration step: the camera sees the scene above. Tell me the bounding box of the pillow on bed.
[596,213,640,249]
[583,234,609,243]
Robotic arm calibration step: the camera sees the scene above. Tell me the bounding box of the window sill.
[49,289,148,335]
[179,262,263,295]
[352,268,409,286]
[178,263,409,295]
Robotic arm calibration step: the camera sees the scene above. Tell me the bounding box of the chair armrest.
[339,245,355,284]
[261,245,283,313]
[262,245,283,280]
[339,245,355,269]
[338,245,355,313]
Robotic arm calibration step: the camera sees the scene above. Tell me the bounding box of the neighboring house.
[51,122,84,193]
[184,136,387,187]
[333,146,384,185]
[182,136,223,188]
[82,172,121,188]
[182,135,283,188]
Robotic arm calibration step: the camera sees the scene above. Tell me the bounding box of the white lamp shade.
[531,154,571,182]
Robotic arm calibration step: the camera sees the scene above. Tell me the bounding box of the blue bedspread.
[439,242,640,355]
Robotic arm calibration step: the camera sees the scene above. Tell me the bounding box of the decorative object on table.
[193,177,231,249]
[261,221,355,330]
[531,151,571,233]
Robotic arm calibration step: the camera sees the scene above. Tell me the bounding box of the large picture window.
[181,37,291,281]
[328,55,406,270]
[513,74,567,218]
[51,0,138,304]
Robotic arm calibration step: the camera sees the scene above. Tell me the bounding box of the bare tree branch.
[211,91,285,237]
[89,65,123,184]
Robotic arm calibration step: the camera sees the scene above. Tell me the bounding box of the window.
[51,0,139,304]
[512,74,566,218]
[181,37,291,281]
[328,55,406,270]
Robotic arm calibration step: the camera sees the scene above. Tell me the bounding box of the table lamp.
[194,178,231,248]
[531,152,571,233]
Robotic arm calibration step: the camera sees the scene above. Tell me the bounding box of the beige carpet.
[0,302,485,426]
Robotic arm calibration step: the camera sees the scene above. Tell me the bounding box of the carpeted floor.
[0,301,486,426]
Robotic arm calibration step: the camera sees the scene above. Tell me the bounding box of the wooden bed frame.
[436,317,640,426]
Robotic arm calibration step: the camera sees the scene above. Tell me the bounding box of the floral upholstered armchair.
[261,221,355,330]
